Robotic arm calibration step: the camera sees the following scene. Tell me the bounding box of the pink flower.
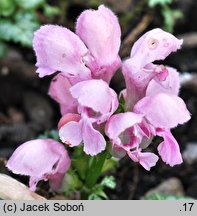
[6,139,70,191]
[105,112,158,169]
[33,5,121,83]
[48,73,78,115]
[132,93,190,166]
[122,28,182,110]
[59,79,118,156]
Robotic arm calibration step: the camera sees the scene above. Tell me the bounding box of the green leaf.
[15,0,44,9]
[0,0,16,17]
[115,94,125,113]
[144,193,194,200]
[0,41,7,58]
[0,20,19,41]
[148,0,172,8]
[0,12,39,47]
[38,130,60,141]
[88,188,108,200]
[43,4,60,17]
[101,158,118,173]
[85,151,107,188]
[101,176,116,189]
[14,12,39,47]
[162,7,183,32]
[88,194,103,200]
[63,169,83,194]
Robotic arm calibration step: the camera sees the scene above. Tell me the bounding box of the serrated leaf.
[144,193,194,200]
[15,0,44,10]
[0,20,20,41]
[88,194,103,200]
[148,0,172,8]
[14,12,39,46]
[101,176,116,189]
[89,187,108,200]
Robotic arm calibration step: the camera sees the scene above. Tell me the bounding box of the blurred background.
[0,0,197,200]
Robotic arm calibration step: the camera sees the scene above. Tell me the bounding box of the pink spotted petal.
[6,139,70,191]
[128,150,159,171]
[82,119,106,156]
[157,129,183,166]
[49,73,78,115]
[146,67,180,96]
[134,93,191,129]
[59,121,83,147]
[130,28,183,69]
[33,25,91,79]
[76,5,121,68]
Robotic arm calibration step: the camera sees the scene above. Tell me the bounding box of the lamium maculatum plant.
[6,5,191,200]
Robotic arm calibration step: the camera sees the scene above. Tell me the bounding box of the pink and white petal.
[105,112,143,140]
[128,151,159,171]
[130,28,183,68]
[76,5,121,67]
[134,93,191,129]
[33,25,91,79]
[82,119,106,156]
[59,121,82,147]
[146,67,180,96]
[58,113,81,129]
[157,129,183,166]
[70,79,114,114]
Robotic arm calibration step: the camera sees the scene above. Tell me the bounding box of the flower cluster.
[7,5,190,191]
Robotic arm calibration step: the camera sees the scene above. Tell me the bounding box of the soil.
[0,0,197,200]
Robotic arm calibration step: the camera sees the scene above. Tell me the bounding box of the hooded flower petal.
[6,139,70,191]
[123,29,182,109]
[130,28,183,69]
[146,67,180,96]
[49,73,78,115]
[70,79,118,122]
[105,112,143,145]
[76,5,121,69]
[33,25,91,79]
[128,150,159,171]
[157,129,183,166]
[134,93,191,129]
